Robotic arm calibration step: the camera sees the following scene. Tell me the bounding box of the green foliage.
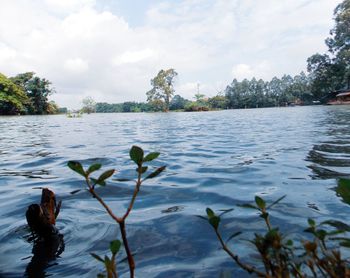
[95,102,152,113]
[205,193,350,277]
[91,239,121,278]
[67,146,165,277]
[169,95,189,110]
[10,72,55,114]
[0,73,30,115]
[208,95,228,109]
[146,69,178,112]
[336,178,350,205]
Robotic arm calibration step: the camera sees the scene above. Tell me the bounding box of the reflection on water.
[0,106,350,277]
[307,106,350,179]
[25,234,65,277]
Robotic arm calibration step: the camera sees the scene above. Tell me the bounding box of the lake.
[1,106,350,277]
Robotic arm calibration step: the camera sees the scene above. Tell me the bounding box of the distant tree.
[58,107,68,114]
[0,73,29,115]
[208,95,228,109]
[10,72,55,114]
[47,101,59,114]
[81,97,96,113]
[169,95,189,110]
[146,69,178,112]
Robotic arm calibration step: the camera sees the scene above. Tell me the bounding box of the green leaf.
[87,163,102,174]
[196,215,207,221]
[104,255,111,267]
[206,207,215,218]
[255,196,266,210]
[316,229,327,240]
[143,152,160,162]
[137,166,148,174]
[219,208,234,217]
[259,212,269,219]
[336,178,350,206]
[340,240,350,248]
[237,203,258,209]
[267,195,286,209]
[96,169,115,184]
[304,227,315,234]
[130,145,144,165]
[91,177,106,186]
[145,166,166,179]
[321,220,350,231]
[91,253,104,262]
[286,239,293,246]
[67,161,86,177]
[226,231,242,243]
[109,240,121,255]
[113,178,132,182]
[308,218,316,227]
[209,215,221,230]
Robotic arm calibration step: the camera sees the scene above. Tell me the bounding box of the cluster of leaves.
[68,146,165,278]
[206,179,350,277]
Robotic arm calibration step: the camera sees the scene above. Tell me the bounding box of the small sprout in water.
[255,196,266,210]
[67,146,165,278]
[206,208,221,230]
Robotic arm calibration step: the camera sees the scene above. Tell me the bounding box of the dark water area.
[0,106,350,277]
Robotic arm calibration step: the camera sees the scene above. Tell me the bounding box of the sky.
[0,0,341,109]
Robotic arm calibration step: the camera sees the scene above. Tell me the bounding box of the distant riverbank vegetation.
[0,72,62,115]
[2,0,348,116]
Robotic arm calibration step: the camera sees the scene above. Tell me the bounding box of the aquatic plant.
[68,146,165,278]
[205,178,350,277]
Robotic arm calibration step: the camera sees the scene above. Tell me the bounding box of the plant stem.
[85,177,121,223]
[122,169,142,221]
[119,221,135,278]
[214,228,267,277]
[85,173,139,278]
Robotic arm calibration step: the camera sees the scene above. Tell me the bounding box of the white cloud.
[0,0,340,108]
[63,58,89,74]
[0,43,17,63]
[232,61,272,81]
[113,49,155,65]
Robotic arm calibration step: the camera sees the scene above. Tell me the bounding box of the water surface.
[1,106,350,277]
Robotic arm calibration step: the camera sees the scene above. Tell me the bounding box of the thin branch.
[214,228,267,277]
[122,169,142,221]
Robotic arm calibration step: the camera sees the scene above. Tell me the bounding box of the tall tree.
[10,72,55,114]
[146,69,178,112]
[81,96,96,113]
[307,0,350,100]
